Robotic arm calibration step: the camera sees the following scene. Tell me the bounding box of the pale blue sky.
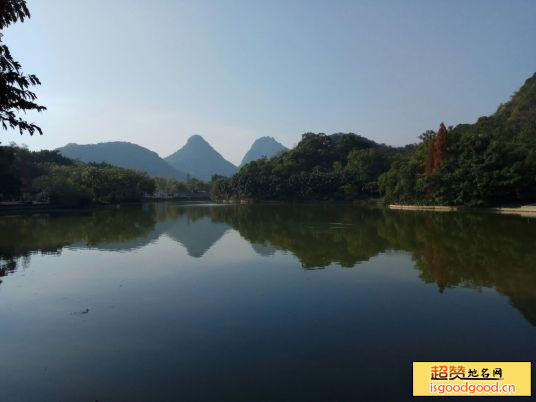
[4,0,536,164]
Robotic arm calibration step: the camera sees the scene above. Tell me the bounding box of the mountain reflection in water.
[1,203,535,325]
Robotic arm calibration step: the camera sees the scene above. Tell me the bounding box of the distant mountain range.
[164,135,238,180]
[57,134,288,181]
[57,142,187,180]
[240,136,287,166]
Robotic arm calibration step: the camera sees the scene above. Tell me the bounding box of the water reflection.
[1,203,535,324]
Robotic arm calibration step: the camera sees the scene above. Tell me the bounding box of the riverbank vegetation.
[0,144,216,207]
[0,144,155,206]
[152,176,211,198]
[212,72,536,207]
[211,133,408,201]
[379,73,536,206]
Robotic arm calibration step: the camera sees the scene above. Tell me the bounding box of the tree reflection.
[208,205,536,324]
[1,203,535,324]
[0,206,158,276]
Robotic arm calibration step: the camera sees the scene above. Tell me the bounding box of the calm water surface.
[0,203,535,401]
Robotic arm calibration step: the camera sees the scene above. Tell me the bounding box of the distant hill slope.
[211,132,394,201]
[495,72,536,126]
[240,136,287,166]
[380,72,536,206]
[57,142,187,180]
[451,72,536,144]
[165,135,238,180]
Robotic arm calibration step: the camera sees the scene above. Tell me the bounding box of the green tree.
[379,73,536,206]
[345,148,390,183]
[212,132,399,201]
[0,0,46,137]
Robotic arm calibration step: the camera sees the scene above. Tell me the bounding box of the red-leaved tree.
[433,123,448,173]
[425,123,448,176]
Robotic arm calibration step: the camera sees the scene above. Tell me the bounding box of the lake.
[1,203,535,401]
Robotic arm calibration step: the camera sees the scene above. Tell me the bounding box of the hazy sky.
[3,0,536,165]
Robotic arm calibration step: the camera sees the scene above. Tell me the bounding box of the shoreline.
[389,204,536,217]
[3,200,536,217]
[0,198,211,215]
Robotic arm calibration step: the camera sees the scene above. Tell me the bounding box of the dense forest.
[379,73,536,206]
[0,144,216,206]
[211,132,406,201]
[213,72,536,207]
[0,144,155,206]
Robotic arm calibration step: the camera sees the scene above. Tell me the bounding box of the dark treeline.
[0,144,215,206]
[0,144,155,206]
[153,176,211,197]
[213,73,536,207]
[380,73,536,206]
[211,132,407,201]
